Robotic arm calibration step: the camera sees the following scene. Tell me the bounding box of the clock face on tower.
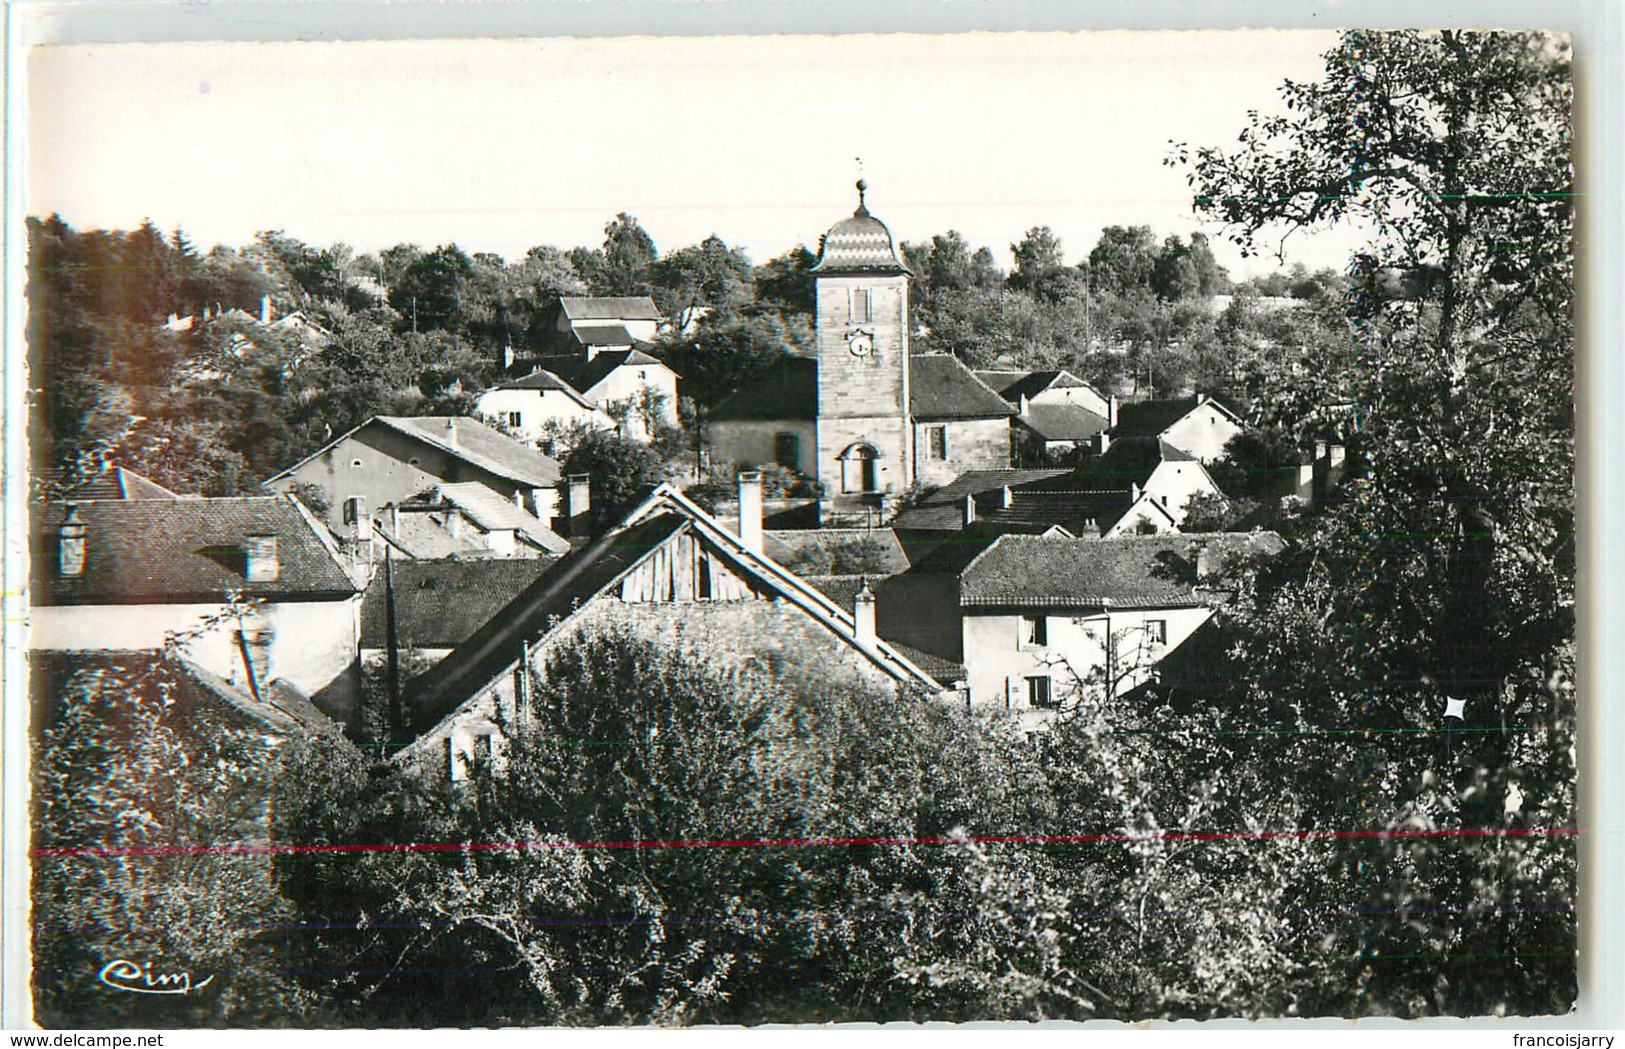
[847,329,875,357]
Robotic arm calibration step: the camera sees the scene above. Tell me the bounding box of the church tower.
[812,180,912,521]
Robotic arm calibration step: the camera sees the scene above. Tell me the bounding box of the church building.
[708,182,1014,521]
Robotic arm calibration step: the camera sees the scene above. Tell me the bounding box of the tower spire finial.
[855,178,869,216]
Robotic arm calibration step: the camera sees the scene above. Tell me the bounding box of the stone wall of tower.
[813,273,912,511]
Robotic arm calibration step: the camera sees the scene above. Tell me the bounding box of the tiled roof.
[959,532,1280,610]
[800,574,870,610]
[886,640,965,686]
[1114,396,1239,439]
[35,496,359,605]
[560,296,663,323]
[405,512,689,725]
[811,196,907,274]
[175,656,338,737]
[375,514,501,560]
[1020,402,1110,442]
[433,483,571,553]
[526,349,673,398]
[709,356,818,422]
[572,324,640,347]
[379,416,562,488]
[763,528,911,576]
[490,370,600,411]
[909,355,1018,421]
[1071,437,1165,488]
[974,369,1093,403]
[44,466,182,501]
[361,557,559,650]
[891,469,1071,531]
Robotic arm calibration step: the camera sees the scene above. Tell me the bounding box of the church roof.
[708,356,818,421]
[909,355,1018,421]
[811,181,908,275]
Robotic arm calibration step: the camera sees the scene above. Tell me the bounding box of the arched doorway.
[838,443,880,494]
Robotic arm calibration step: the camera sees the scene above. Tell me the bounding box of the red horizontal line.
[34,826,1580,860]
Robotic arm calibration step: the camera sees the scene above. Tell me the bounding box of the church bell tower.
[811,180,912,521]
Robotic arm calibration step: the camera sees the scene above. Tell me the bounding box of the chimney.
[1018,392,1030,417]
[245,535,280,582]
[1109,395,1120,429]
[852,580,877,645]
[1093,431,1111,456]
[58,505,86,578]
[259,294,272,326]
[1000,485,1015,510]
[1195,541,1213,581]
[1196,392,1208,405]
[1131,482,1142,503]
[737,471,764,554]
[961,494,977,528]
[444,418,458,448]
[565,474,591,538]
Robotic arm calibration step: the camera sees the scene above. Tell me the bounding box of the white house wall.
[960,605,1211,727]
[29,597,363,724]
[586,366,680,442]
[1161,403,1243,464]
[476,388,614,445]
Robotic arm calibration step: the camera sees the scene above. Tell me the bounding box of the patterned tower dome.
[811,180,908,274]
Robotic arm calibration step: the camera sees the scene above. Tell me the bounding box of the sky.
[26,30,1364,279]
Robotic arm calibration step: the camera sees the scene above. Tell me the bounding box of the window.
[774,432,800,469]
[1019,614,1047,648]
[506,411,522,428]
[1145,619,1168,645]
[1026,675,1055,709]
[408,457,421,468]
[851,288,872,323]
[926,424,948,461]
[342,495,367,526]
[350,458,364,469]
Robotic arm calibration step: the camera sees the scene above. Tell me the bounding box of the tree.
[32,654,318,1026]
[586,213,658,296]
[276,622,1088,1025]
[559,429,667,519]
[752,245,818,317]
[1168,29,1575,1014]
[650,235,754,331]
[1086,225,1159,296]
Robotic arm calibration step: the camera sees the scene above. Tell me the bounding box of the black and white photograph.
[10,17,1587,1030]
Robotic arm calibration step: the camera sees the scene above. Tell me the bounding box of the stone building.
[708,181,1014,521]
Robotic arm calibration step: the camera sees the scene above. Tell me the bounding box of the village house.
[371,482,572,560]
[1113,394,1245,465]
[706,183,1016,522]
[262,415,563,541]
[389,473,949,782]
[517,350,680,443]
[555,295,664,345]
[475,369,618,449]
[890,436,1226,562]
[875,530,1284,730]
[976,369,1117,464]
[29,495,367,729]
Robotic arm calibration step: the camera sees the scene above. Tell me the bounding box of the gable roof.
[1070,437,1166,488]
[34,496,360,605]
[560,296,663,323]
[1114,395,1240,439]
[974,369,1096,404]
[891,469,1072,532]
[1019,402,1111,442]
[173,655,339,738]
[265,416,562,490]
[763,528,911,577]
[526,349,674,398]
[572,324,642,347]
[959,533,1219,610]
[361,557,559,650]
[43,466,183,502]
[431,483,572,553]
[909,354,1018,421]
[488,369,602,411]
[402,484,944,744]
[709,356,818,422]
